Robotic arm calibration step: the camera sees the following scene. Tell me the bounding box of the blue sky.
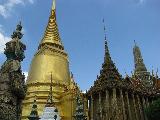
[0,0,160,91]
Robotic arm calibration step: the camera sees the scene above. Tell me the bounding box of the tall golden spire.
[39,0,63,49]
[22,1,73,119]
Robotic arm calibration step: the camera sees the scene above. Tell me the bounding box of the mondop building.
[0,0,160,120]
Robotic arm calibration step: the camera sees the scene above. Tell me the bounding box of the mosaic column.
[146,97,149,107]
[125,91,132,120]
[84,97,89,120]
[142,97,148,120]
[112,88,118,120]
[132,94,138,120]
[91,95,94,120]
[137,95,144,120]
[99,92,102,119]
[120,89,126,120]
[151,97,154,104]
[105,89,110,120]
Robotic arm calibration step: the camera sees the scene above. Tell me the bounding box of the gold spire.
[22,1,73,119]
[52,0,56,10]
[39,0,63,49]
[46,72,55,107]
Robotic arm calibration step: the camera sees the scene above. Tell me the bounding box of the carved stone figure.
[0,22,26,120]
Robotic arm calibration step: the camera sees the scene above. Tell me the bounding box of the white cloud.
[28,0,34,4]
[23,71,28,82]
[0,31,10,53]
[82,90,88,93]
[0,25,4,33]
[0,0,35,18]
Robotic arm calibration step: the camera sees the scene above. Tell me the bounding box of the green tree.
[145,98,160,120]
[73,95,86,120]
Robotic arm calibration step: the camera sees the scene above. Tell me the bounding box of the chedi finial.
[52,0,56,10]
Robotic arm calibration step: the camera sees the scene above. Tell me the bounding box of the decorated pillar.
[137,95,144,120]
[125,91,132,120]
[120,89,126,120]
[142,97,146,108]
[132,94,138,120]
[91,95,94,120]
[84,97,89,120]
[142,97,148,120]
[99,92,102,119]
[112,88,118,120]
[146,97,149,107]
[105,89,110,120]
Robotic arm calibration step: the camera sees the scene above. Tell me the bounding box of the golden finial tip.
[52,0,56,10]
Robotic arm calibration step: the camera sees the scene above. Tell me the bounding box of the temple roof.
[133,41,148,74]
[87,21,122,93]
[39,0,63,49]
[100,21,122,81]
[100,39,122,81]
[88,37,122,93]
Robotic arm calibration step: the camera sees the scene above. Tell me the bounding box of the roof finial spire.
[152,66,154,76]
[102,18,110,61]
[134,40,136,46]
[52,0,56,10]
[133,41,147,73]
[45,72,55,107]
[156,68,159,78]
[103,18,107,41]
[50,72,53,102]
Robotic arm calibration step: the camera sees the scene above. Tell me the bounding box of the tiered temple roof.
[88,37,160,98]
[88,38,122,93]
[133,41,148,74]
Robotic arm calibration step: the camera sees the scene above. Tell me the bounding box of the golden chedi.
[22,0,78,119]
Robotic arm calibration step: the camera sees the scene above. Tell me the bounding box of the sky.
[0,0,160,91]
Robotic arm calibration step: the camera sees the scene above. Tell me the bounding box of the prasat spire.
[39,0,63,49]
[133,40,152,87]
[133,40,147,74]
[103,19,114,65]
[88,20,122,93]
[101,19,121,80]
